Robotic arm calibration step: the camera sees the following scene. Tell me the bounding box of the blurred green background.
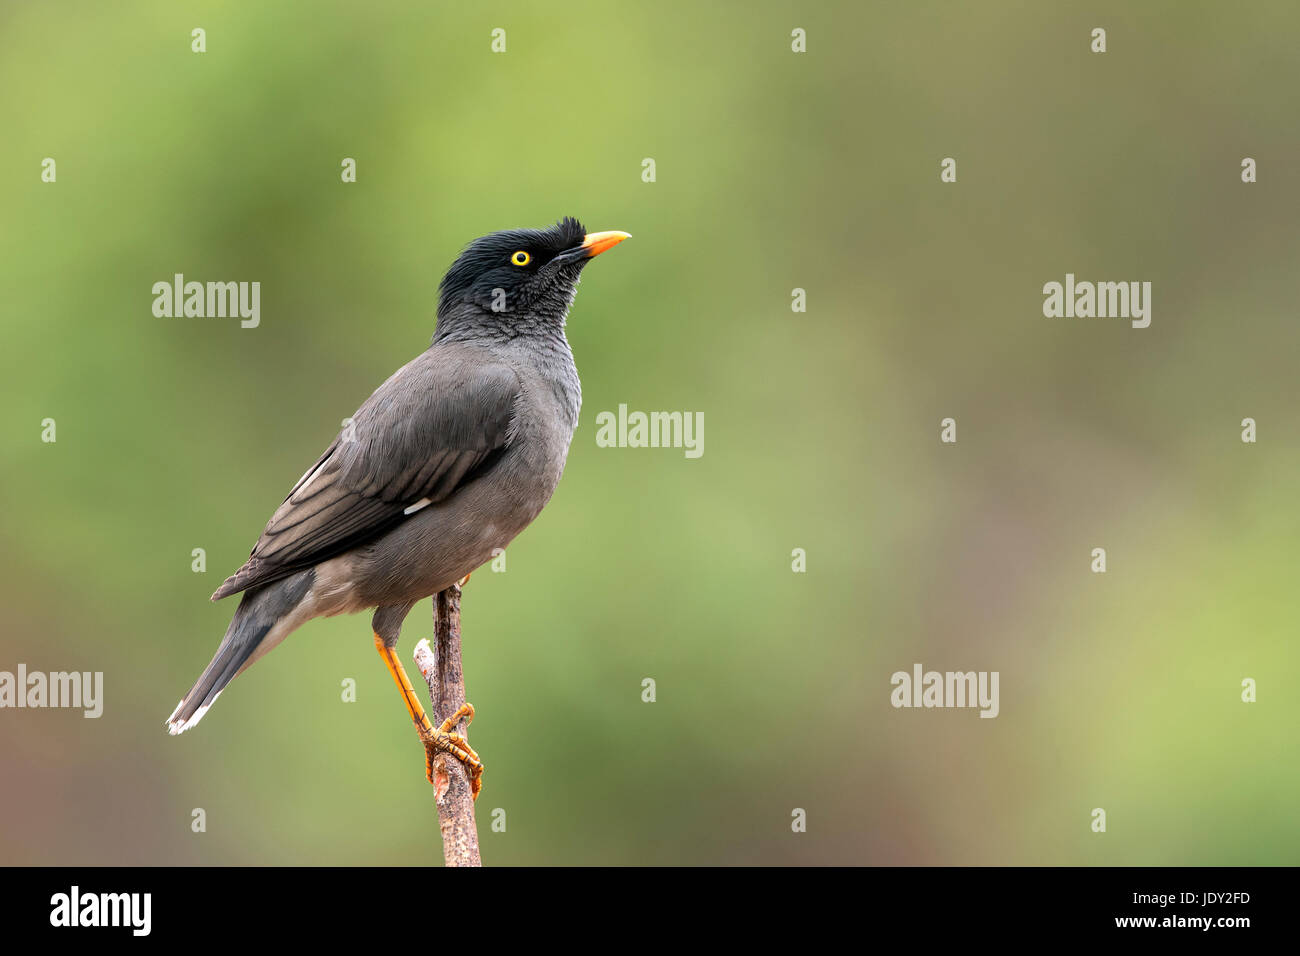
[2,0,1297,865]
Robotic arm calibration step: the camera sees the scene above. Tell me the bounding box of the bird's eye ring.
[511,250,531,266]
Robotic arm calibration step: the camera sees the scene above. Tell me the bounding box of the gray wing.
[211,346,520,601]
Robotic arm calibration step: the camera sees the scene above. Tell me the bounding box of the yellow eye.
[511,250,531,266]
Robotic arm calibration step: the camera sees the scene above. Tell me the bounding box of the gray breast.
[347,344,581,609]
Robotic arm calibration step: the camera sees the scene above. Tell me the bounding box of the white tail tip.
[165,690,221,736]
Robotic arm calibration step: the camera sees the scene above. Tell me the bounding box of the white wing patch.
[403,497,432,516]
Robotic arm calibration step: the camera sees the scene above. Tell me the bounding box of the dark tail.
[166,570,314,734]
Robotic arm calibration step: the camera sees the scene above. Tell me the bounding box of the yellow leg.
[374,633,483,799]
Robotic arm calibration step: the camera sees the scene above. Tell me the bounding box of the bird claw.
[421,702,483,800]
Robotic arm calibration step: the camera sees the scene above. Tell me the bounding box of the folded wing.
[211,346,520,601]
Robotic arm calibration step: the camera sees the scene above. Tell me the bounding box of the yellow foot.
[422,702,483,800]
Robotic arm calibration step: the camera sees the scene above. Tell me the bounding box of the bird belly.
[344,447,563,609]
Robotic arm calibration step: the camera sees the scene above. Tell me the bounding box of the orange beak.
[581,230,632,257]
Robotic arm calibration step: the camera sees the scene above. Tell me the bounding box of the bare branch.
[413,583,481,867]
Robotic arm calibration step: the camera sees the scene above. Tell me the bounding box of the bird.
[165,216,630,798]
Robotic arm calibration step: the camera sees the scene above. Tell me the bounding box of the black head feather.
[437,217,588,322]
